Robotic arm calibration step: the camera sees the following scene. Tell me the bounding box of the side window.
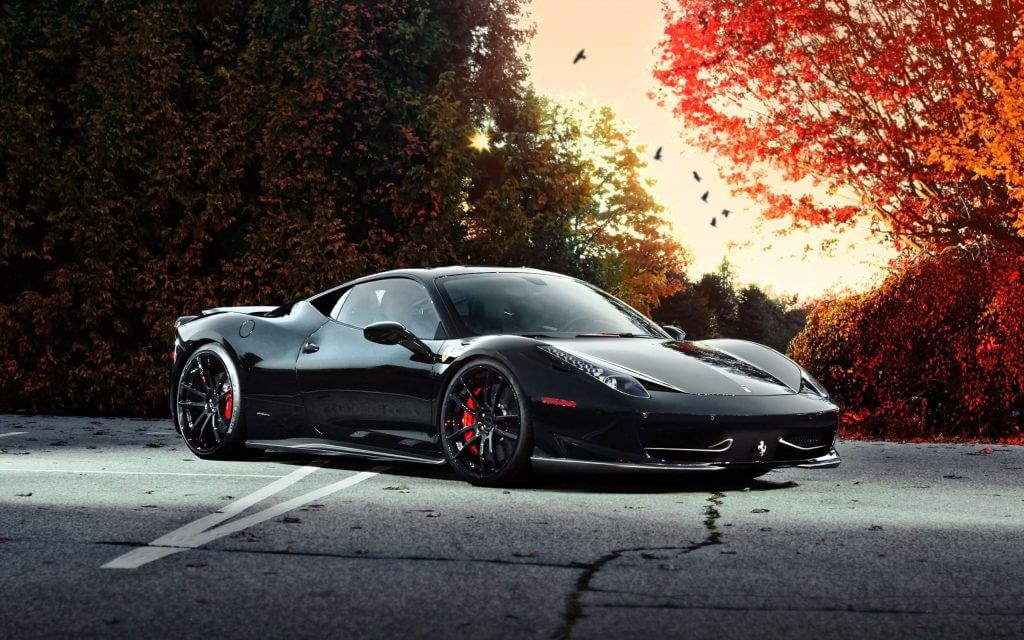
[334,279,445,339]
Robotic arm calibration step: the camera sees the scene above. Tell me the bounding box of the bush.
[788,250,1024,442]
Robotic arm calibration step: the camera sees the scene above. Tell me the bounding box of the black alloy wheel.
[175,343,247,458]
[440,359,532,486]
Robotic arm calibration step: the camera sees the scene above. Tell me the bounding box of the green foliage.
[653,260,806,352]
[0,0,684,415]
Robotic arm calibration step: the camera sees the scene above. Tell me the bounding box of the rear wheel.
[439,359,532,487]
[174,343,248,459]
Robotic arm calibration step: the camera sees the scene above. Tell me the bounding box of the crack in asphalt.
[41,539,581,571]
[552,491,726,640]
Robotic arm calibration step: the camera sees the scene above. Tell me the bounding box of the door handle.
[302,341,320,354]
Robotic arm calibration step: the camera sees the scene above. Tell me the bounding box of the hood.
[546,338,801,396]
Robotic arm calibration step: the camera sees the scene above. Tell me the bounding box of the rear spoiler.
[200,306,278,317]
[174,306,278,330]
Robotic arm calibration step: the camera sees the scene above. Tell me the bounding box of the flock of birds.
[574,49,729,228]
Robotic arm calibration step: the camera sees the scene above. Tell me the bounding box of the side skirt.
[246,438,447,466]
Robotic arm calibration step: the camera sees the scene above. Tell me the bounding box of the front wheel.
[174,343,248,459]
[439,359,533,487]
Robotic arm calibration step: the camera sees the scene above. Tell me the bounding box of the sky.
[521,0,897,300]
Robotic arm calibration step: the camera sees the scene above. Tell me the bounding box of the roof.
[352,265,566,281]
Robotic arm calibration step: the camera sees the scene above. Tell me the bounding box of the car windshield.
[437,273,663,338]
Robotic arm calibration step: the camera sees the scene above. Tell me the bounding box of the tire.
[173,343,249,459]
[439,358,533,487]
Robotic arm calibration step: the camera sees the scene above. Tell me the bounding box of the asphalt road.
[1,413,1022,639]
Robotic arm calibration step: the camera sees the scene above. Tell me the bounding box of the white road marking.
[102,464,387,569]
[140,461,329,548]
[0,431,27,438]
[0,468,287,479]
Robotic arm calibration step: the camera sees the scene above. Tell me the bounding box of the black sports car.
[171,267,840,486]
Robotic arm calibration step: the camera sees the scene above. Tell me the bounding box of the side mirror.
[663,325,686,341]
[363,321,436,360]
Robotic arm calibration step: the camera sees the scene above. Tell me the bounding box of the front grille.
[639,421,837,464]
[781,429,835,450]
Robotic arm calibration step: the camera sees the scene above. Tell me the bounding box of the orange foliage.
[924,39,1024,238]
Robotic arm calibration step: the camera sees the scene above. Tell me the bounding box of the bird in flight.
[710,217,717,227]
[721,209,731,218]
[573,49,586,64]
[700,191,709,202]
[654,146,663,161]
[692,171,701,182]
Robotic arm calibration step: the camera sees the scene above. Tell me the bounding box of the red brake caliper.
[223,384,233,421]
[461,387,483,455]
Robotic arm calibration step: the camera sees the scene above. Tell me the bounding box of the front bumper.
[530,447,840,474]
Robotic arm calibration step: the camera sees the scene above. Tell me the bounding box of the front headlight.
[799,371,829,398]
[538,346,650,398]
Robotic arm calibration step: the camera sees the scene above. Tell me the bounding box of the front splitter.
[530,447,840,474]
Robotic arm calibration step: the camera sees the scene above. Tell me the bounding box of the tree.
[654,0,1024,252]
[653,262,805,350]
[925,38,1024,239]
[0,0,687,414]
[0,0,526,414]
[736,285,791,352]
[694,259,739,336]
[651,273,715,338]
[458,99,687,313]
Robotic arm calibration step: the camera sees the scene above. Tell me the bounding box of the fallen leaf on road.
[282,516,302,524]
[943,474,965,479]
[869,525,884,531]
[751,508,770,513]
[425,513,440,518]
[383,485,410,493]
[974,447,994,455]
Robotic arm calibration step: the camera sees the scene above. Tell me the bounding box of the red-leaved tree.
[654,0,1024,252]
